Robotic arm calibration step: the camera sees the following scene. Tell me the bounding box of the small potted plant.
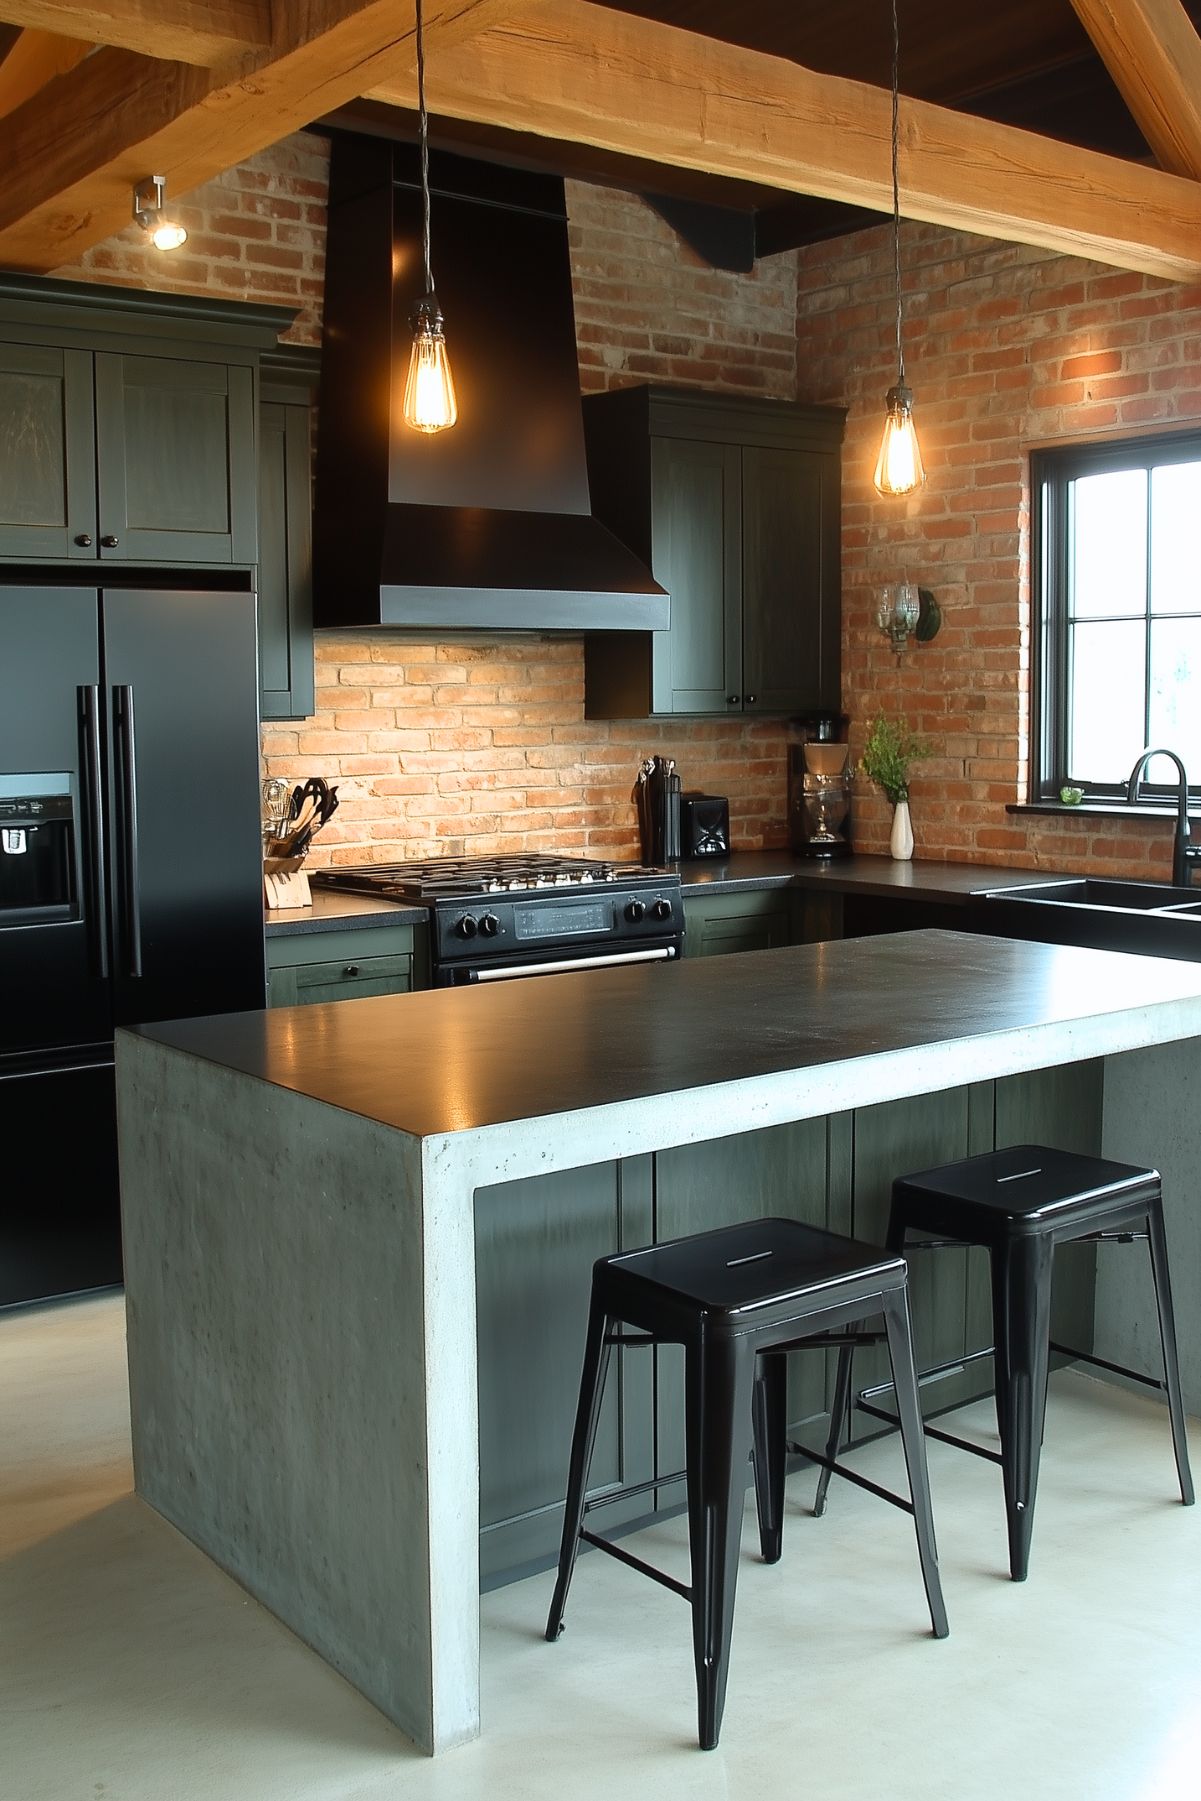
[859,714,932,861]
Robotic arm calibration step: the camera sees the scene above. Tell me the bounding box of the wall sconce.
[133,176,187,251]
[876,584,942,660]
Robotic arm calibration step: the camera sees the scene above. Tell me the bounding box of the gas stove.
[311,854,685,985]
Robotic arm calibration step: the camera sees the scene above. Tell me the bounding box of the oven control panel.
[434,885,681,965]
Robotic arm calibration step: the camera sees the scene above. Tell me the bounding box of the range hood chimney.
[313,134,667,632]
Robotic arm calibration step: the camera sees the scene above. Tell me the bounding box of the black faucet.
[1125,747,1199,887]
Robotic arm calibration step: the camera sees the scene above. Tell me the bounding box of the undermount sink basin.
[988,879,1200,913]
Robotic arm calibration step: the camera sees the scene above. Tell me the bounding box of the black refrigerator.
[0,584,266,1307]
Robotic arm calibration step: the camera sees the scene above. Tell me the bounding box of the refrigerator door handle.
[114,684,143,980]
[78,684,109,981]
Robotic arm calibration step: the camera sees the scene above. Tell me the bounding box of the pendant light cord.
[416,0,434,299]
[890,0,904,387]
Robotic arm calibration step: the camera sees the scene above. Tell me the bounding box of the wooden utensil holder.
[264,854,311,911]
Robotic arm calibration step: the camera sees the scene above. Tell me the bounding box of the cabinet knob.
[74,532,93,547]
[726,694,739,706]
[745,694,757,705]
[342,964,360,978]
[100,534,120,548]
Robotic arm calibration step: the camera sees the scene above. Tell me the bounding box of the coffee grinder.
[788,711,852,858]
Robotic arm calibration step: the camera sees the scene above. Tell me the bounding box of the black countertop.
[134,930,1201,1143]
[264,853,1058,937]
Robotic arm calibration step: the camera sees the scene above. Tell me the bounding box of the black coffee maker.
[788,712,852,858]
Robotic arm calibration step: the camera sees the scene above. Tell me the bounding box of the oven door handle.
[469,946,676,982]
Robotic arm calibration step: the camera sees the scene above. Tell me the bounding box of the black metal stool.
[820,1144,1194,1583]
[545,1217,948,1751]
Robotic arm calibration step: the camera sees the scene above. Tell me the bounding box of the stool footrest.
[787,1438,916,1516]
[855,1398,1004,1467]
[858,1342,996,1404]
[578,1529,693,1604]
[1049,1340,1167,1392]
[582,1468,688,1514]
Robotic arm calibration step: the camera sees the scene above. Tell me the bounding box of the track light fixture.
[133,176,187,252]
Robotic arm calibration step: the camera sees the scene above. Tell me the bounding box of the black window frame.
[1032,428,1201,803]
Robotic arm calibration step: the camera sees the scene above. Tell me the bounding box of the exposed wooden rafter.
[0,1,268,67]
[366,0,1201,280]
[0,0,517,269]
[1069,0,1201,179]
[0,26,90,118]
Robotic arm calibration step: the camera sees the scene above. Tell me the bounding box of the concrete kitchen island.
[115,930,1201,1755]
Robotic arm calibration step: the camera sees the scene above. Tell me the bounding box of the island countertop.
[135,930,1201,1155]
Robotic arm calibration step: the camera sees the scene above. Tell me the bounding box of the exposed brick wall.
[54,136,329,345]
[796,220,1201,878]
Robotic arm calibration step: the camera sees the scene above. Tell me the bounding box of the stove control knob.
[652,898,673,922]
[454,914,479,939]
[479,913,500,937]
[624,899,646,923]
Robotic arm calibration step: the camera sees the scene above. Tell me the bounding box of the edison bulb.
[403,308,457,434]
[873,384,926,497]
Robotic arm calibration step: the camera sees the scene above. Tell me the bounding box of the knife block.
[264,855,312,910]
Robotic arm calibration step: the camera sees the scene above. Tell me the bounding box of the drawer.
[268,951,413,1008]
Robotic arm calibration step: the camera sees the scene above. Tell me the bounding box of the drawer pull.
[342,964,360,978]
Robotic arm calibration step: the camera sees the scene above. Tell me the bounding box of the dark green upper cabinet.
[258,348,317,721]
[95,353,256,563]
[583,386,845,719]
[0,343,96,559]
[0,274,293,572]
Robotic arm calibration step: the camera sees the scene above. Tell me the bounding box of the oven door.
[439,941,680,986]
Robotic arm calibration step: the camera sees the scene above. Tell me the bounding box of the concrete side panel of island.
[114,932,1201,1755]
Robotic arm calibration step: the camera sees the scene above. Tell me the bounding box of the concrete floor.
[4,1293,1200,1801]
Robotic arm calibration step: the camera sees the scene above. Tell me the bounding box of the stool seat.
[546,1215,947,1750]
[893,1144,1160,1234]
[603,1217,907,1326]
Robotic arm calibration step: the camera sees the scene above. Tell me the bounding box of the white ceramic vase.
[890,797,914,861]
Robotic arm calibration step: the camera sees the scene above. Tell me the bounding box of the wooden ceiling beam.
[1068,0,1201,179]
[0,1,268,66]
[0,27,90,117]
[0,0,519,269]
[368,0,1201,280]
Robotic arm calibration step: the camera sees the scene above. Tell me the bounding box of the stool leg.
[685,1330,755,1751]
[813,1335,855,1519]
[545,1293,614,1642]
[990,1234,1054,1582]
[882,1288,949,1640]
[1145,1199,1195,1507]
[752,1351,787,1563]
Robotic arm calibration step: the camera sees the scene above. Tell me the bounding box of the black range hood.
[313,135,667,632]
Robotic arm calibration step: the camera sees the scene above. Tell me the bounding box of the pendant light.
[402,0,458,434]
[873,0,925,497]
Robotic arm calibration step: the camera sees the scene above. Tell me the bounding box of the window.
[1033,432,1201,800]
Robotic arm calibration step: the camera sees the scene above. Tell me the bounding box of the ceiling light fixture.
[872,0,926,498]
[402,0,457,434]
[132,175,188,251]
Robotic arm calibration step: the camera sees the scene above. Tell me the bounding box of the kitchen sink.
[986,879,1200,913]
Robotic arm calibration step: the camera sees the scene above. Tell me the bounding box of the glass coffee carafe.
[788,714,853,858]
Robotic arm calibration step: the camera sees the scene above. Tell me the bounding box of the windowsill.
[1007,801,1199,821]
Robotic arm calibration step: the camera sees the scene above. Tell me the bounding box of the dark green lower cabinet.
[266,923,429,1005]
[475,1157,654,1589]
[682,889,794,957]
[474,1061,1105,1588]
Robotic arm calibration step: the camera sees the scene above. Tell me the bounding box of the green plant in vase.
[859,714,933,861]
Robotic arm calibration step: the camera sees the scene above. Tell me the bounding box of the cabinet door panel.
[650,436,741,713]
[0,344,96,558]
[742,444,839,713]
[95,354,256,563]
[258,401,314,720]
[475,1157,653,1586]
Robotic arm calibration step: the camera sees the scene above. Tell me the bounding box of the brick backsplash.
[54,134,1201,877]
